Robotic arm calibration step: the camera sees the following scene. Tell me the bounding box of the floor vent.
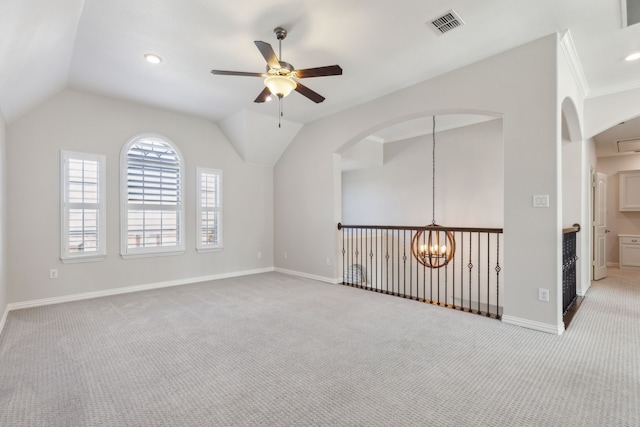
[428,9,465,35]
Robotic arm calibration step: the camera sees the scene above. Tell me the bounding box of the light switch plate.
[533,194,550,208]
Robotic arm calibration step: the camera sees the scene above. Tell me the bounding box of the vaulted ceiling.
[2,0,640,160]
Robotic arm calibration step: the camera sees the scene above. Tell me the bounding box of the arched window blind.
[121,135,185,257]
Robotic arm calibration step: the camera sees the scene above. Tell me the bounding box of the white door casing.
[593,172,607,280]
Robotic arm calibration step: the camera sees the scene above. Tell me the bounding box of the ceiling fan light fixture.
[264,75,297,98]
[625,52,640,61]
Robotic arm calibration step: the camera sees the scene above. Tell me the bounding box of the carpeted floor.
[0,269,638,426]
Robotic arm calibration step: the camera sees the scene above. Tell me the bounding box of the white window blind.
[196,167,223,252]
[121,135,185,258]
[61,151,106,263]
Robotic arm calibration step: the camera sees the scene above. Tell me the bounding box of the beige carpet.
[0,269,638,426]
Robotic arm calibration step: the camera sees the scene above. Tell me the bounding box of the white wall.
[0,109,7,327]
[6,89,273,303]
[596,153,640,265]
[342,119,503,228]
[275,34,564,332]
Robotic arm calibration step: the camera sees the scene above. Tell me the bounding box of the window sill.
[121,250,185,260]
[61,255,106,264]
[196,246,224,254]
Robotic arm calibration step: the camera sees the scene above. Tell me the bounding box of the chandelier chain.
[432,115,436,225]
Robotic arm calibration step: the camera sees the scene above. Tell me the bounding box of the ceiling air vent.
[622,0,640,27]
[428,9,465,35]
[617,137,640,153]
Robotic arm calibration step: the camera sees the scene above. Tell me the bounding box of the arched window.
[120,134,185,258]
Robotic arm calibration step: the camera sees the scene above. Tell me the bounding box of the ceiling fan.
[211,27,342,109]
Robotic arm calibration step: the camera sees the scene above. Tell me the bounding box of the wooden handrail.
[337,222,503,233]
[563,223,581,234]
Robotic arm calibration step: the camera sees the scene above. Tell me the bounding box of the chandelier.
[411,116,456,268]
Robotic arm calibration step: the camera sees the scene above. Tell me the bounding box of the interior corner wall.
[0,109,7,325]
[275,34,563,331]
[6,89,274,304]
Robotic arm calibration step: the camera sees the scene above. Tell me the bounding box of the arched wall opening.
[337,110,504,229]
[560,95,590,298]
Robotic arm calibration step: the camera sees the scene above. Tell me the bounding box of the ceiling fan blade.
[211,70,264,77]
[254,87,271,103]
[254,41,280,69]
[295,82,325,103]
[295,65,343,78]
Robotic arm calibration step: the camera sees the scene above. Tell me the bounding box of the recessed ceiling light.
[144,53,163,64]
[625,52,640,61]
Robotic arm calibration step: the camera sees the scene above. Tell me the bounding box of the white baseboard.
[274,267,341,284]
[501,314,565,335]
[0,304,8,337]
[6,267,275,312]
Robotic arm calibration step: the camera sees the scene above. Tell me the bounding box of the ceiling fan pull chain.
[279,97,282,128]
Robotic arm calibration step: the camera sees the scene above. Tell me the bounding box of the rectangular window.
[196,167,223,252]
[61,151,106,263]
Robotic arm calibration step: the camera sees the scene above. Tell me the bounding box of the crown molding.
[559,30,590,97]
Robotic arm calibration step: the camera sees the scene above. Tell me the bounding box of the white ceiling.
[2,0,640,154]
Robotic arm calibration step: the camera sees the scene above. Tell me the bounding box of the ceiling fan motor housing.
[274,27,287,40]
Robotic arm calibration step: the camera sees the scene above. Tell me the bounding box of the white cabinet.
[619,235,640,270]
[619,170,640,211]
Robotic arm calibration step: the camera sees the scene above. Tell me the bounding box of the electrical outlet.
[49,269,58,280]
[538,288,549,302]
[257,251,262,259]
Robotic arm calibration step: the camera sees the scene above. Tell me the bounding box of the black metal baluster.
[496,234,501,319]
[436,249,441,306]
[468,234,473,313]
[410,230,414,300]
[342,226,346,284]
[477,232,481,314]
[430,244,434,303]
[451,231,456,309]
[392,229,396,295]
[402,230,407,298]
[356,228,361,288]
[385,230,390,294]
[459,232,464,310]
[422,229,426,302]
[365,228,369,290]
[337,224,502,320]
[444,254,448,307]
[374,229,378,292]
[487,232,491,317]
